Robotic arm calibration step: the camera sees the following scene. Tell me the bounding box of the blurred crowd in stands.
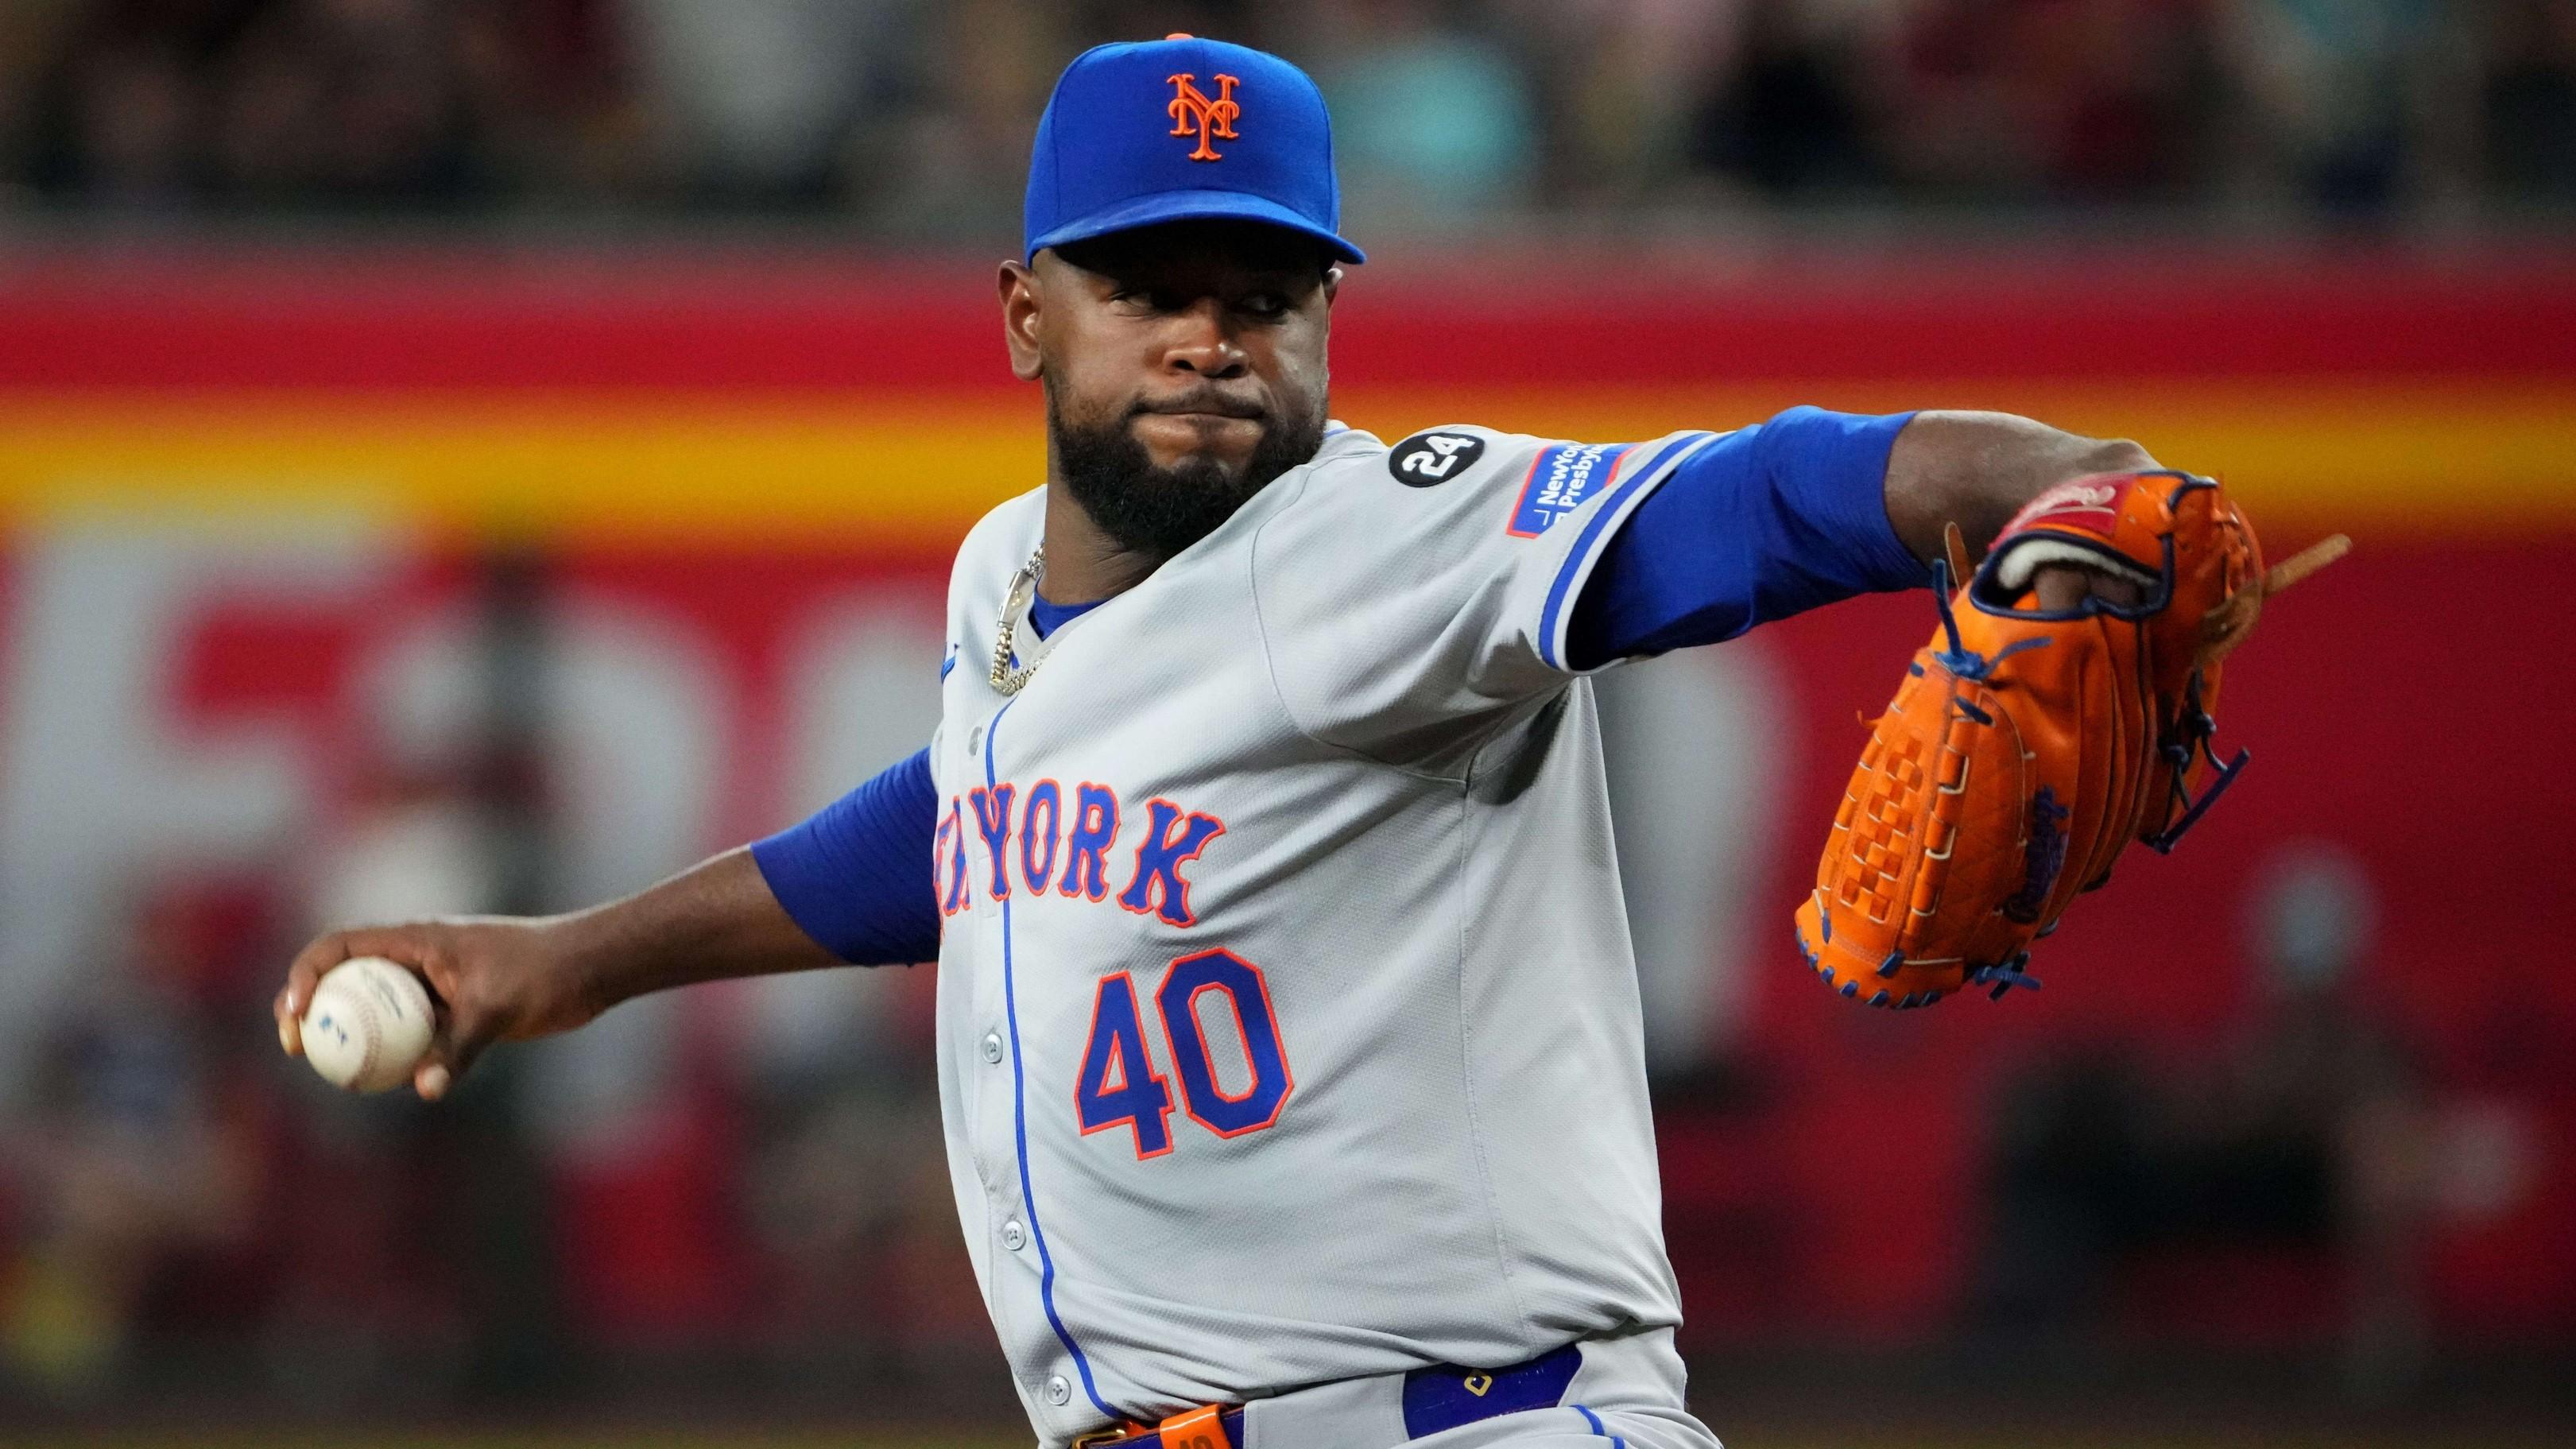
[2,0,2573,237]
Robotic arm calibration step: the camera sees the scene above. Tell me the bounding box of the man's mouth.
[1135,394,1265,424]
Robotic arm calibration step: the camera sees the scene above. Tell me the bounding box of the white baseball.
[300,956,437,1093]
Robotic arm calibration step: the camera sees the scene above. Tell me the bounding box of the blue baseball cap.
[1024,35,1365,265]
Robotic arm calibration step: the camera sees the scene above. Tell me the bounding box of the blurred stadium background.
[1,1,2572,1446]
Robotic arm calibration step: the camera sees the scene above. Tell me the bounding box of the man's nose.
[1164,299,1249,378]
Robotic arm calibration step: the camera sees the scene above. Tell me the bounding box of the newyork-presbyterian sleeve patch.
[1506,443,1633,538]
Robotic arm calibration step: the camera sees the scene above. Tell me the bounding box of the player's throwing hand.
[274,918,597,1100]
[276,847,838,1100]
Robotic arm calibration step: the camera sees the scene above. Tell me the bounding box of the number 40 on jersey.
[1075,947,1293,1158]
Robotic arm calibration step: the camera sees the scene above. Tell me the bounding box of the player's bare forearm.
[548,847,843,1005]
[1882,410,2157,568]
[277,847,839,1098]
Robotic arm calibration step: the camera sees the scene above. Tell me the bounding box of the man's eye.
[1239,293,1289,317]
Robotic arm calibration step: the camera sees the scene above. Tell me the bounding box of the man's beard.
[1050,393,1326,563]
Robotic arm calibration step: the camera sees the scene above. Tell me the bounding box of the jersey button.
[1045,1374,1071,1406]
[1001,1218,1026,1251]
[981,1031,1005,1064]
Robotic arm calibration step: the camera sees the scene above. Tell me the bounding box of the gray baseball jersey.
[928,421,1725,1444]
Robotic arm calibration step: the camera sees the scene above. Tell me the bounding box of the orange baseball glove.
[1793,470,2346,1008]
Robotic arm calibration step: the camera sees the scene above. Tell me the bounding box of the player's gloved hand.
[1795,470,2348,1007]
[274,918,606,1100]
[2028,561,2143,612]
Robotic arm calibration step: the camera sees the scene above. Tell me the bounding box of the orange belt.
[1072,1404,1238,1449]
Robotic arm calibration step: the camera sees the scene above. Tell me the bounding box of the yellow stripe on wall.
[0,397,1047,548]
[1352,385,2576,535]
[2,383,2568,545]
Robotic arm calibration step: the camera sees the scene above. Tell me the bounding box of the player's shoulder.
[953,486,1048,575]
[947,487,1045,618]
[1287,421,1718,540]
[1308,422,1720,494]
[1303,421,1540,493]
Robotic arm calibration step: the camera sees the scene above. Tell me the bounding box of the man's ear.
[999,259,1044,382]
[1322,264,1342,308]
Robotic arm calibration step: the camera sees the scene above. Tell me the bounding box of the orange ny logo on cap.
[1166,72,1240,161]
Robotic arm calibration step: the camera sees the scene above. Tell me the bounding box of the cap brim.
[1028,188,1365,265]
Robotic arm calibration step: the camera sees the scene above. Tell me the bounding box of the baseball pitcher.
[274,36,2337,1449]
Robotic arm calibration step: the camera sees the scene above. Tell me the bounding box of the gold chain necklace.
[989,542,1046,695]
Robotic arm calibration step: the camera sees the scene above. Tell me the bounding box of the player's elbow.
[2086,436,2157,474]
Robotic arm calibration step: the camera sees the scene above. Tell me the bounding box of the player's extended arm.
[1566,408,2155,667]
[275,747,938,1099]
[274,848,831,1100]
[1881,409,2158,604]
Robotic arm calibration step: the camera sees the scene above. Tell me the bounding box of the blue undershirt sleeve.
[750,746,940,966]
[1566,407,1927,668]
